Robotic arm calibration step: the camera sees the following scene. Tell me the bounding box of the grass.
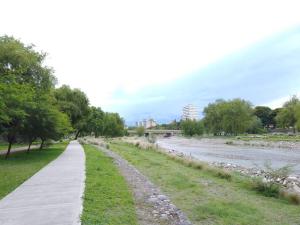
[81,144,138,225]
[109,141,300,225]
[0,142,67,199]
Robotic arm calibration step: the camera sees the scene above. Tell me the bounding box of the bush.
[136,126,145,137]
[181,119,205,136]
[280,190,300,205]
[251,178,280,197]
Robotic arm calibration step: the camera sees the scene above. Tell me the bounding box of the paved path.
[0,141,85,225]
[0,145,40,155]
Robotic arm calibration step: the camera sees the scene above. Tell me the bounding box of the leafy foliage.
[276,96,300,132]
[181,119,205,136]
[203,99,258,135]
[0,36,123,158]
[136,126,145,137]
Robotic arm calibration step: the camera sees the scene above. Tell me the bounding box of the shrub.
[207,167,232,181]
[251,178,280,197]
[280,190,300,205]
[136,126,145,137]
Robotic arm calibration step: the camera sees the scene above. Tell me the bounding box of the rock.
[148,197,158,203]
[157,194,167,200]
[160,214,168,220]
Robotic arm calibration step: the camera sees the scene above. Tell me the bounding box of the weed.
[251,178,280,198]
[280,190,300,205]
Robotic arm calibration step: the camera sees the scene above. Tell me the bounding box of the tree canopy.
[0,36,125,158]
[203,99,259,135]
[276,96,300,132]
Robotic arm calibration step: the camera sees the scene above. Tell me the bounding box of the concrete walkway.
[0,141,85,225]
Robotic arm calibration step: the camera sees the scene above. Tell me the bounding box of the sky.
[1,0,300,124]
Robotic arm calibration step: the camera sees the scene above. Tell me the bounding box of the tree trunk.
[5,142,12,159]
[39,139,45,150]
[27,141,33,153]
[75,130,80,140]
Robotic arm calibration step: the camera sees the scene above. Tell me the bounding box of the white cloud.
[264,93,300,109]
[1,0,300,109]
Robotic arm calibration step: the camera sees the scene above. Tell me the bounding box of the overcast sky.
[1,0,300,123]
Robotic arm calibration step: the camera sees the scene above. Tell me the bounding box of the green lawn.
[81,145,138,225]
[0,142,67,199]
[110,141,300,225]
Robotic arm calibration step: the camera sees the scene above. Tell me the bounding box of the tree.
[85,106,104,137]
[276,96,300,133]
[247,116,264,134]
[181,119,205,136]
[203,99,226,135]
[54,85,89,139]
[102,113,125,137]
[203,99,256,135]
[37,107,72,149]
[254,106,273,128]
[0,82,34,158]
[136,126,145,137]
[22,93,72,152]
[0,36,66,157]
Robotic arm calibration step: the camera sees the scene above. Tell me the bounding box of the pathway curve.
[96,145,192,225]
[0,141,85,225]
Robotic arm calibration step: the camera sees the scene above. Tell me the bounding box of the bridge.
[128,129,181,136]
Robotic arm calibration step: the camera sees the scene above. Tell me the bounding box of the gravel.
[95,145,192,225]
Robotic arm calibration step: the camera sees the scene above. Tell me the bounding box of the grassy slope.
[0,142,67,199]
[81,145,138,225]
[110,142,300,225]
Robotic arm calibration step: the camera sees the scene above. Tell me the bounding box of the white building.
[181,104,199,120]
[136,118,157,129]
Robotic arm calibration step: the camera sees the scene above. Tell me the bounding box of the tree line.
[180,97,300,136]
[0,36,124,158]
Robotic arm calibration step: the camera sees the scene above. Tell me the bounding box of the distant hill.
[113,27,300,125]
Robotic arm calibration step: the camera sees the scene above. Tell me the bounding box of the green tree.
[85,107,104,137]
[181,119,205,136]
[276,96,300,133]
[203,99,256,135]
[254,106,273,128]
[22,93,72,152]
[0,36,56,157]
[37,106,72,149]
[102,113,125,137]
[136,126,145,137]
[54,85,89,139]
[0,82,34,158]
